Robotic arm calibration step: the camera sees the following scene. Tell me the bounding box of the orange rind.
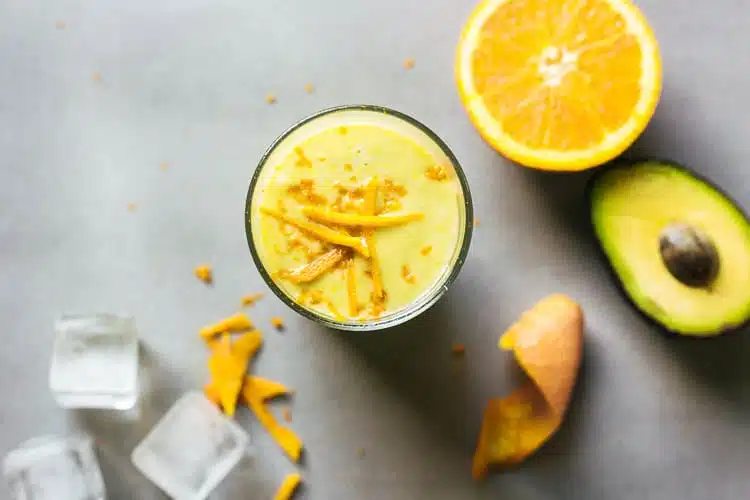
[472,294,584,479]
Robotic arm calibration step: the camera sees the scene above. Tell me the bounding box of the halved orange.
[456,0,662,171]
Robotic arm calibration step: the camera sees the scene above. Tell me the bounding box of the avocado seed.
[659,223,719,288]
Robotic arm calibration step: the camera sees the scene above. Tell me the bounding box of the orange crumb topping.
[339,126,348,135]
[271,317,284,330]
[266,94,277,104]
[294,147,313,168]
[304,83,314,93]
[425,165,448,181]
[401,265,416,284]
[344,163,353,171]
[403,58,415,70]
[194,264,213,284]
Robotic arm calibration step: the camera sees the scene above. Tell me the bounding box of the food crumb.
[194,264,213,284]
[357,447,366,458]
[304,83,314,93]
[425,165,448,181]
[266,94,277,104]
[92,71,101,82]
[451,343,466,356]
[403,58,415,70]
[127,203,137,212]
[401,265,416,284]
[271,317,284,330]
[241,293,264,307]
[56,20,66,30]
[473,218,480,227]
[282,407,292,423]
[343,163,353,172]
[420,245,433,256]
[160,162,169,170]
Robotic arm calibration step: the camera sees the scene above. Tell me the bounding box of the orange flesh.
[471,0,643,151]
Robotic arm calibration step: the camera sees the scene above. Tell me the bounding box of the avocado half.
[588,160,750,337]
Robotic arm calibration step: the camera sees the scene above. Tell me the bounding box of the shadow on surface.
[71,343,184,499]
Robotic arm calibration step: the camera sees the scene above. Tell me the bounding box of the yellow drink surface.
[251,123,462,322]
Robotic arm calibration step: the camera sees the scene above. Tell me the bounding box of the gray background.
[1,0,748,498]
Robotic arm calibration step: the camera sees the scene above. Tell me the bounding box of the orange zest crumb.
[282,407,292,423]
[194,264,213,284]
[304,83,314,93]
[273,473,302,500]
[473,218,480,227]
[199,312,253,340]
[401,264,416,284]
[271,317,284,330]
[403,58,415,70]
[420,245,433,256]
[338,126,348,135]
[266,94,277,104]
[127,203,137,212]
[451,343,466,355]
[425,165,448,181]
[241,293,264,307]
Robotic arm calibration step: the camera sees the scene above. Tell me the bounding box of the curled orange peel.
[472,294,584,479]
[242,376,304,463]
[273,473,302,500]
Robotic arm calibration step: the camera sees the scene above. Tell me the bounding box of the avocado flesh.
[590,161,750,336]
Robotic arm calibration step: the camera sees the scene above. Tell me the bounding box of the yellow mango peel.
[205,330,263,417]
[472,294,583,479]
[242,376,304,463]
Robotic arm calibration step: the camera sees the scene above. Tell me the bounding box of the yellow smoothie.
[248,108,468,325]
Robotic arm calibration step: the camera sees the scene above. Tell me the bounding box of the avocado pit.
[659,223,719,288]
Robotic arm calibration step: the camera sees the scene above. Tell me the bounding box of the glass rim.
[244,104,473,332]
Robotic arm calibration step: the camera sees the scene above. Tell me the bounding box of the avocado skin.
[585,158,750,339]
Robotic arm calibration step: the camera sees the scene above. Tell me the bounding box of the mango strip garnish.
[301,206,424,228]
[281,247,349,284]
[242,376,304,462]
[199,312,254,340]
[472,294,583,479]
[260,206,369,257]
[206,331,263,417]
[362,177,384,300]
[346,258,358,317]
[273,473,302,500]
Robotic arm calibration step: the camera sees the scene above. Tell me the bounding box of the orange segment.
[473,294,584,479]
[456,0,661,170]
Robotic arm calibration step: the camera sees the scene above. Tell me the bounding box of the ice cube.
[3,435,106,500]
[131,392,250,500]
[49,314,139,410]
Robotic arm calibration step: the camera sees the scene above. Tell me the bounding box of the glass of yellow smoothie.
[245,105,472,331]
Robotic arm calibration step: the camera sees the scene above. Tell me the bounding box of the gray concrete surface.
[1,0,749,498]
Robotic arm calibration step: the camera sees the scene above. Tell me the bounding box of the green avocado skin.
[586,159,750,338]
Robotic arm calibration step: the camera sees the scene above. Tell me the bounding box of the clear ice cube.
[131,392,250,500]
[49,314,139,410]
[3,435,106,500]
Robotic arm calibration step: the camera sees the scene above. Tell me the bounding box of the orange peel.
[301,206,424,228]
[273,472,302,500]
[199,312,254,340]
[260,206,369,257]
[242,376,303,462]
[205,331,263,417]
[472,294,583,479]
